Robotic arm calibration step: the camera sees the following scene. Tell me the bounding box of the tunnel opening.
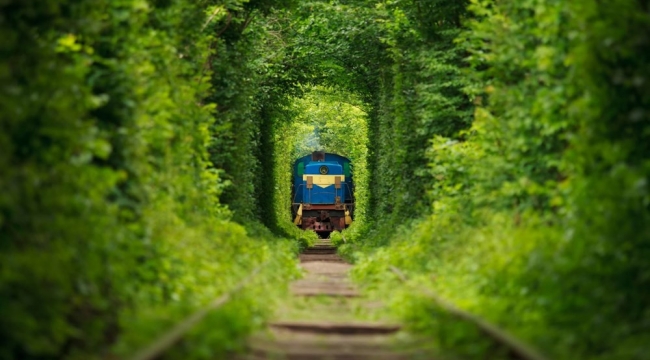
[272,86,370,240]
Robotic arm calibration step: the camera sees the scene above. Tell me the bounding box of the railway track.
[243,239,419,360]
[129,238,547,360]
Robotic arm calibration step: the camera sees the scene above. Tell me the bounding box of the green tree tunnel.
[1,0,649,359]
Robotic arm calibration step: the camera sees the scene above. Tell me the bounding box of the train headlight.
[319,165,329,175]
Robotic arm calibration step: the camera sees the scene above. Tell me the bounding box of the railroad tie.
[244,238,418,360]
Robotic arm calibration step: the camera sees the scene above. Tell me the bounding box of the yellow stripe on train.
[302,175,346,188]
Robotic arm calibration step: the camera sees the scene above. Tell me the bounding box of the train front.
[292,152,354,238]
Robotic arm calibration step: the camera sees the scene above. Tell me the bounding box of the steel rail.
[129,263,267,360]
[389,266,548,360]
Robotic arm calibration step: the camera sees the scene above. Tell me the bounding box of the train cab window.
[344,163,351,178]
[297,162,305,176]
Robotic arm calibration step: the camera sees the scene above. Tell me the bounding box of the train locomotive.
[292,151,354,237]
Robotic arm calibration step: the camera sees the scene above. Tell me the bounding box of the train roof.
[294,152,351,165]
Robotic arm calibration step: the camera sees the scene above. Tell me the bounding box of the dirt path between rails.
[243,239,427,360]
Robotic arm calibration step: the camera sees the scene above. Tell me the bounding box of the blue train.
[292,151,354,237]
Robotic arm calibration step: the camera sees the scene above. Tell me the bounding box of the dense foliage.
[0,1,300,359]
[329,0,650,359]
[3,0,649,359]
